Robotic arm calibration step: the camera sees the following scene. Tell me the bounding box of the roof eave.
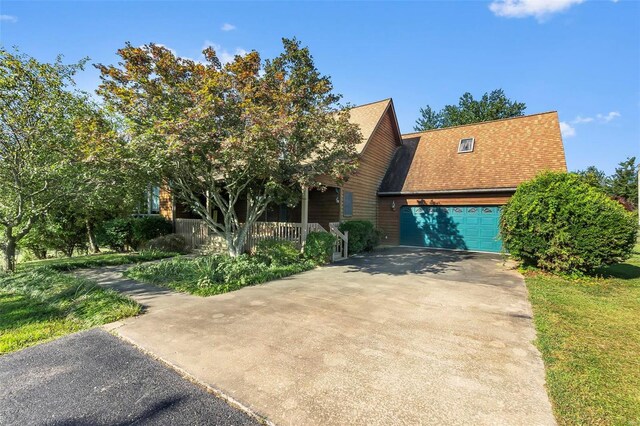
[377,187,517,196]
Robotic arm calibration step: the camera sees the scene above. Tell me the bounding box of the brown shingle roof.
[347,98,397,153]
[379,111,567,194]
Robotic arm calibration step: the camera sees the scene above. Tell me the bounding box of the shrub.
[131,216,173,250]
[338,220,380,254]
[254,239,300,266]
[97,218,132,252]
[304,232,336,265]
[500,172,638,273]
[98,216,172,252]
[144,234,190,254]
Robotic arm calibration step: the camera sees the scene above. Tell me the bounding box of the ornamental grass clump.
[500,171,638,274]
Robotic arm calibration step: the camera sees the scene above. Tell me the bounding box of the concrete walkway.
[74,263,201,314]
[83,248,555,426]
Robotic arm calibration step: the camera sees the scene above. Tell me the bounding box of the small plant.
[500,171,638,273]
[254,239,300,266]
[338,220,380,254]
[304,232,336,265]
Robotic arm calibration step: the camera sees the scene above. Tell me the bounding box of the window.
[148,186,160,214]
[458,138,474,153]
[343,191,353,217]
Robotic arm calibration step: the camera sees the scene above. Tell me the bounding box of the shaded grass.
[18,250,178,272]
[126,255,316,296]
[526,244,640,425]
[0,267,140,354]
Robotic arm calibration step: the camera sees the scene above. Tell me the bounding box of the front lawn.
[526,246,640,425]
[18,250,178,272]
[0,267,140,354]
[126,254,316,296]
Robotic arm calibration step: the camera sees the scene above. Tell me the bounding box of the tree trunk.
[86,220,100,254]
[3,232,17,273]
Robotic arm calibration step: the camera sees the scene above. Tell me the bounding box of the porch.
[174,219,349,261]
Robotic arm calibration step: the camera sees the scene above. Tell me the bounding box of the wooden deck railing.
[174,219,341,257]
[329,222,349,261]
[174,218,210,249]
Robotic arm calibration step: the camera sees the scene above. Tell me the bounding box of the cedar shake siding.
[340,100,402,224]
[377,193,513,245]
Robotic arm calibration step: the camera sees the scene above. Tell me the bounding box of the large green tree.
[97,39,361,256]
[414,89,526,131]
[609,157,638,209]
[0,49,88,271]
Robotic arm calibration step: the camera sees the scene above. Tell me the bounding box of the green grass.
[18,250,178,272]
[0,267,141,354]
[526,245,640,425]
[125,255,316,296]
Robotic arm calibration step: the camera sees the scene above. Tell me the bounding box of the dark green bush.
[338,220,380,254]
[144,234,190,254]
[500,171,638,273]
[304,232,336,264]
[97,218,132,252]
[131,216,172,250]
[98,216,172,252]
[254,239,300,266]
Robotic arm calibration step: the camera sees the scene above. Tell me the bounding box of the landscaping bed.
[0,267,140,354]
[18,250,178,272]
[526,245,640,425]
[126,254,316,297]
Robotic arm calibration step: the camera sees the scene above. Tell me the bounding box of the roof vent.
[458,138,474,153]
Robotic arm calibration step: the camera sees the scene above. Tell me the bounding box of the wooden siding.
[159,186,173,221]
[341,108,400,225]
[377,193,513,245]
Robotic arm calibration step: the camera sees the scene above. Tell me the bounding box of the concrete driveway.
[110,247,555,425]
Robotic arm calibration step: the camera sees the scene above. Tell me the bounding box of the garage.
[399,205,502,253]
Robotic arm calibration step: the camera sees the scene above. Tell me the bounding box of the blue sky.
[1,0,638,173]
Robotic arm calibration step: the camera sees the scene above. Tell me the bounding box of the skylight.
[458,138,474,153]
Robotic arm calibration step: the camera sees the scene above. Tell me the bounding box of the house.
[160,99,567,254]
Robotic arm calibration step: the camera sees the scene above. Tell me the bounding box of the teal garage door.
[399,205,502,253]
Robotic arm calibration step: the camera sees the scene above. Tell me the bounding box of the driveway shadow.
[334,247,478,276]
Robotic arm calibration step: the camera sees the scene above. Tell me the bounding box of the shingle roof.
[347,98,396,153]
[379,112,567,194]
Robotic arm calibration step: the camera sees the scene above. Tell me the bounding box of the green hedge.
[338,220,380,254]
[500,171,638,273]
[97,216,172,252]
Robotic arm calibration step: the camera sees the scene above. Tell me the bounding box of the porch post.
[301,186,309,251]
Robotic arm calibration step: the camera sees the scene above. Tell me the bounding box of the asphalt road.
[0,329,259,425]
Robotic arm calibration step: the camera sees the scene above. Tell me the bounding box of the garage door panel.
[399,205,502,253]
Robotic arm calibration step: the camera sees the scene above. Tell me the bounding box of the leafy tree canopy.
[0,49,88,271]
[96,39,361,256]
[609,157,638,209]
[414,89,526,131]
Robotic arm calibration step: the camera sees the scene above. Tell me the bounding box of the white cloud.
[572,115,593,124]
[221,23,236,31]
[0,14,17,23]
[596,111,620,122]
[202,40,247,64]
[489,0,584,20]
[560,121,576,138]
